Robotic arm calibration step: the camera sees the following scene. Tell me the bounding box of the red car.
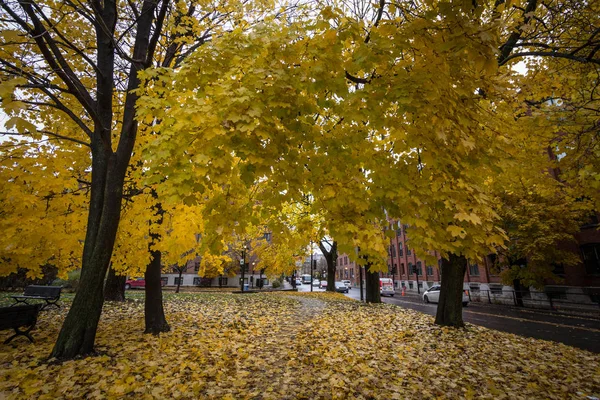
[125,278,145,289]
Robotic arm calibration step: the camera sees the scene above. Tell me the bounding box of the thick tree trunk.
[51,151,124,359]
[365,263,381,303]
[319,240,337,292]
[50,0,159,359]
[104,265,126,302]
[435,253,467,327]
[145,249,170,334]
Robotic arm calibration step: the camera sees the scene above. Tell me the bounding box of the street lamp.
[240,243,250,292]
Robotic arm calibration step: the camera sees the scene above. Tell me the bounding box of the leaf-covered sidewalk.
[0,292,598,399]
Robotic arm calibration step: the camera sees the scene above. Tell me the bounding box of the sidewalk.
[391,288,600,320]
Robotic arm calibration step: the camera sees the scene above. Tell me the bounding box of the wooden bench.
[12,285,62,310]
[0,304,41,344]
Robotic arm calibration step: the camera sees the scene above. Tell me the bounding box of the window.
[193,277,201,285]
[408,262,413,274]
[219,277,228,286]
[581,243,600,275]
[487,254,499,275]
[469,283,480,293]
[408,282,414,289]
[417,261,422,276]
[552,263,565,276]
[398,242,404,257]
[426,265,434,276]
[469,263,480,276]
[406,246,411,256]
[396,228,402,237]
[194,261,200,272]
[417,283,423,289]
[391,245,396,257]
[350,269,354,278]
[489,284,502,295]
[401,263,405,275]
[175,277,184,285]
[344,256,348,265]
[160,277,168,286]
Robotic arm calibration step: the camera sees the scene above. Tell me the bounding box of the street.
[296,283,600,353]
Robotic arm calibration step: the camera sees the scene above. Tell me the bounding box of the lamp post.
[240,243,249,292]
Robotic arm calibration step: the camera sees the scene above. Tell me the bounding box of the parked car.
[380,278,395,297]
[125,278,145,289]
[422,285,469,307]
[125,277,166,289]
[312,279,320,287]
[320,280,327,289]
[295,279,302,286]
[342,280,351,289]
[334,281,349,293]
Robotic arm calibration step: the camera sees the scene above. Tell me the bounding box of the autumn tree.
[0,0,280,357]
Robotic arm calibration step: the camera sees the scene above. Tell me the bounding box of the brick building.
[336,219,600,304]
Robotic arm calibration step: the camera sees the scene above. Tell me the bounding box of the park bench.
[12,285,62,310]
[0,304,42,344]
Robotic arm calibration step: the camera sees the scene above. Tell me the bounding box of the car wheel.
[125,284,131,290]
[462,302,468,307]
[390,294,394,297]
[424,295,429,303]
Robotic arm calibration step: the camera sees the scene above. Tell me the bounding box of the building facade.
[336,219,600,306]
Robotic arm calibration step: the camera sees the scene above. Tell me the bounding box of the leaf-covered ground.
[0,292,598,399]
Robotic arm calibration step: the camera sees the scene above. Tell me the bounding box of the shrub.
[52,270,81,291]
[271,279,281,289]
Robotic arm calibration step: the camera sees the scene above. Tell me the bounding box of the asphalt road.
[296,284,600,353]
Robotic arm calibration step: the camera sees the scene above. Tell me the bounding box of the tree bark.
[365,262,381,303]
[176,269,183,293]
[145,249,170,334]
[50,0,161,359]
[318,240,337,292]
[104,265,126,302]
[435,253,467,327]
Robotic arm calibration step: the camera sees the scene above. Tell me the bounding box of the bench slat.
[23,285,61,299]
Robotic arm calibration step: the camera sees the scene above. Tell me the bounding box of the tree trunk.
[365,263,381,303]
[319,240,337,292]
[51,151,125,359]
[145,249,170,334]
[104,265,125,302]
[48,0,162,360]
[176,270,183,293]
[513,278,525,307]
[435,253,467,327]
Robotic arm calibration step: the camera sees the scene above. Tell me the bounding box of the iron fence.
[467,288,600,313]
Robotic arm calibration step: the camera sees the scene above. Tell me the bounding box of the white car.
[423,285,469,307]
[342,280,351,289]
[295,279,302,286]
[312,279,320,287]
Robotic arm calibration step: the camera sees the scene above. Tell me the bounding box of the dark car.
[334,281,349,293]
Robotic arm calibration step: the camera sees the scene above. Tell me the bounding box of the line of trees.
[0,0,597,360]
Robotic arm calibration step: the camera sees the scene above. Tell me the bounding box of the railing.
[467,289,600,313]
